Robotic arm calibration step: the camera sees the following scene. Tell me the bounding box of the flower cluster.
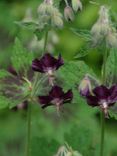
[64,0,82,22]
[32,53,73,110]
[91,5,117,47]
[79,76,117,117]
[37,0,63,29]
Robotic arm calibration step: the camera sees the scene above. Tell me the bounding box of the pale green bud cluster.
[91,5,117,47]
[37,1,63,29]
[55,144,82,156]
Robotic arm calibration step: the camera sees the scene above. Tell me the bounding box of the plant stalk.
[26,102,32,156]
[25,27,49,156]
[100,47,108,156]
[44,31,48,52]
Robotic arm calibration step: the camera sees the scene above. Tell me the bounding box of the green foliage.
[0,69,10,79]
[74,45,93,59]
[54,0,62,8]
[11,38,33,73]
[58,60,95,89]
[109,108,117,120]
[15,21,38,30]
[0,94,10,109]
[71,28,91,42]
[105,48,117,86]
[64,125,98,156]
[31,137,59,156]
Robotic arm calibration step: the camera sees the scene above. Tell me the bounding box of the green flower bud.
[37,1,63,29]
[44,0,53,5]
[64,6,74,22]
[79,75,92,97]
[46,4,55,15]
[91,5,111,46]
[37,3,47,15]
[51,15,63,28]
[106,30,117,48]
[72,0,82,12]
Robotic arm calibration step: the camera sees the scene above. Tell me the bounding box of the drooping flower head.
[79,75,91,97]
[32,53,64,76]
[39,85,73,109]
[80,85,117,117]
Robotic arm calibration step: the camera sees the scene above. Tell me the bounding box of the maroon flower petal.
[32,53,64,73]
[49,85,64,98]
[56,54,64,70]
[38,96,52,108]
[86,95,99,107]
[63,90,73,103]
[109,85,117,103]
[41,53,59,68]
[32,59,44,73]
[8,66,18,76]
[93,85,110,99]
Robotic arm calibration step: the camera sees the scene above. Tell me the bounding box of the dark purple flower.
[81,85,117,117]
[32,53,64,75]
[38,85,73,109]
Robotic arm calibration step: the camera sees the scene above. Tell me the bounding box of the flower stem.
[102,47,108,84]
[44,31,48,52]
[100,111,105,156]
[100,47,108,156]
[26,102,32,156]
[64,0,69,6]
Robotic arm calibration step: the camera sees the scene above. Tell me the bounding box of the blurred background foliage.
[0,0,117,156]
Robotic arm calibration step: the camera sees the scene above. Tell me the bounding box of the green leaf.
[71,28,92,41]
[11,38,33,73]
[64,125,99,156]
[58,61,95,89]
[0,69,10,79]
[109,108,117,120]
[31,137,59,156]
[74,45,92,59]
[15,21,38,30]
[105,48,117,86]
[0,94,10,109]
[34,29,45,40]
[54,0,62,8]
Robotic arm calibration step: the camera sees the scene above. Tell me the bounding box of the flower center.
[51,98,63,106]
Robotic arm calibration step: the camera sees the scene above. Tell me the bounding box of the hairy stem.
[44,31,48,52]
[64,0,69,6]
[26,102,32,156]
[100,111,105,156]
[102,48,108,84]
[100,47,108,156]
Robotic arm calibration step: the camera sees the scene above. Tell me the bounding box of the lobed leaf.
[71,28,92,42]
[105,48,117,86]
[11,38,33,73]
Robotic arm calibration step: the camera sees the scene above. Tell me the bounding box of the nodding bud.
[72,0,82,12]
[64,6,74,22]
[106,29,117,48]
[91,5,110,46]
[79,76,91,97]
[51,15,63,28]
[44,0,53,5]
